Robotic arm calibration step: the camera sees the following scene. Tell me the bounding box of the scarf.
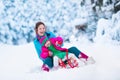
[37,34,48,46]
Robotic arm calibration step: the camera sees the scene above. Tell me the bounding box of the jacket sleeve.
[40,46,50,59]
[47,32,56,38]
[50,38,68,52]
[55,46,68,52]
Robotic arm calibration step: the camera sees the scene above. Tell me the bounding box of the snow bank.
[0,42,120,80]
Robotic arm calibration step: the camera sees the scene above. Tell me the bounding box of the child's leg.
[53,56,59,68]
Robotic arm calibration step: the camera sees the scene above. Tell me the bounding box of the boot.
[79,52,95,65]
[79,52,88,60]
[41,64,49,72]
[85,57,96,64]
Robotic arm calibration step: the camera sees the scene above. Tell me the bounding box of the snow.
[0,0,120,80]
[0,42,120,80]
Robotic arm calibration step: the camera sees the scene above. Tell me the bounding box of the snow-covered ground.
[0,0,120,80]
[0,42,120,80]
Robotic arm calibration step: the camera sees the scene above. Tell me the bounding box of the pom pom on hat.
[56,36,63,45]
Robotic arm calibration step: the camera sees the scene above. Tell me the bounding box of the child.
[40,36,79,69]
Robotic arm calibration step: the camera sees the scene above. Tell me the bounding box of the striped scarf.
[37,35,48,46]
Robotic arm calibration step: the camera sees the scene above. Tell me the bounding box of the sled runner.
[59,51,79,69]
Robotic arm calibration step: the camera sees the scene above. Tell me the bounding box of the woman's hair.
[35,21,45,30]
[35,21,45,34]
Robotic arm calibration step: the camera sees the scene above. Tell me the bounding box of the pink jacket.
[40,46,50,59]
[49,37,67,52]
[40,37,68,59]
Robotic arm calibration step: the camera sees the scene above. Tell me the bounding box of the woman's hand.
[49,51,53,56]
[45,40,51,47]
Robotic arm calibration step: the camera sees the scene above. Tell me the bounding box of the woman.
[33,21,95,72]
[34,22,55,72]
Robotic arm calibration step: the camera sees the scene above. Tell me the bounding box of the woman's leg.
[68,46,95,64]
[68,46,88,60]
[43,56,53,68]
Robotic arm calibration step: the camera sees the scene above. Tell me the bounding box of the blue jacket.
[33,32,56,60]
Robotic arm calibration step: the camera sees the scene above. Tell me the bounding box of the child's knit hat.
[55,36,63,45]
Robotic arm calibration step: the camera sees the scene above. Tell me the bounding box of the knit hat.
[55,36,63,45]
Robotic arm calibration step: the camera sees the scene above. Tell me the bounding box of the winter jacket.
[40,37,68,59]
[33,32,56,60]
[49,37,67,52]
[48,44,67,59]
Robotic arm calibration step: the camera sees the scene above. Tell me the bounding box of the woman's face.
[37,24,46,36]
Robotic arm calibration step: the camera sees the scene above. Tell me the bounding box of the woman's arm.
[46,32,56,38]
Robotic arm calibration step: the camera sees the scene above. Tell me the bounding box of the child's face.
[45,40,51,47]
